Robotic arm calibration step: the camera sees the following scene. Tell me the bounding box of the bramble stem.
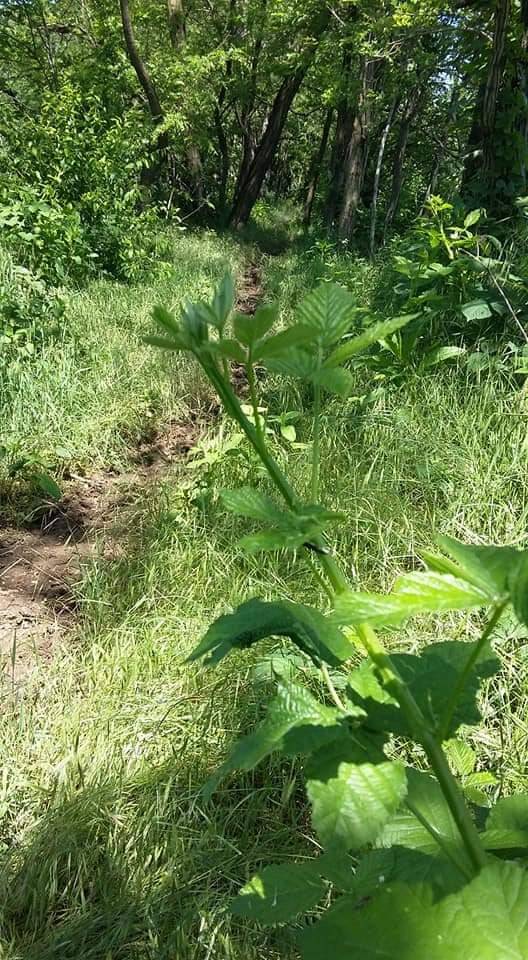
[321,662,347,711]
[246,361,265,445]
[438,601,506,742]
[198,350,487,874]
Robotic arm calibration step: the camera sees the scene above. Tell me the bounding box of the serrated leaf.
[461,299,492,321]
[299,862,528,960]
[188,598,354,667]
[306,740,407,850]
[435,534,521,599]
[420,345,466,370]
[34,472,61,499]
[508,552,528,628]
[444,739,476,777]
[296,283,357,346]
[212,272,234,328]
[325,314,418,367]
[239,528,309,553]
[152,304,180,337]
[203,681,345,797]
[221,487,286,524]
[347,642,499,738]
[255,325,315,361]
[234,303,278,345]
[207,338,247,362]
[314,366,354,397]
[231,861,326,924]
[352,846,463,902]
[333,571,489,629]
[481,795,528,855]
[144,333,187,351]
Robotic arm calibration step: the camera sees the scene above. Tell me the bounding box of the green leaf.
[332,571,489,629]
[188,598,354,667]
[444,739,476,777]
[143,333,187,352]
[306,740,407,850]
[461,299,492,322]
[255,325,315,361]
[207,338,247,362]
[313,366,354,397]
[435,534,521,599]
[152,304,180,337]
[378,770,472,871]
[347,642,499,738]
[212,272,235,328]
[508,552,528,628]
[325,314,418,368]
[234,303,278,345]
[231,861,326,924]
[220,487,285,524]
[464,208,482,229]
[481,795,528,855]
[300,862,528,960]
[203,681,344,797]
[34,472,62,499]
[420,345,466,370]
[352,846,463,902]
[296,282,357,346]
[239,528,310,553]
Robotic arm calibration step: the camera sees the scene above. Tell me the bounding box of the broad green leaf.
[347,642,498,738]
[188,598,354,667]
[508,552,528,628]
[207,338,246,362]
[300,862,528,959]
[231,861,326,924]
[264,348,318,379]
[444,739,476,777]
[352,846,463,902]
[220,487,286,524]
[325,314,418,367]
[152,304,180,337]
[333,571,489,629]
[464,208,482,229]
[212,272,234,328]
[306,740,407,850]
[143,333,187,352]
[296,282,357,346]
[239,528,310,553]
[313,366,354,397]
[461,299,492,322]
[255,325,315,361]
[203,681,344,797]
[378,770,472,873]
[420,345,466,370]
[234,303,278,345]
[435,534,521,599]
[481,795,528,855]
[35,472,62,499]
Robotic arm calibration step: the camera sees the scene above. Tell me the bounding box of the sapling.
[147,276,528,958]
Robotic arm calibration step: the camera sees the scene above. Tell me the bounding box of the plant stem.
[355,622,487,874]
[311,381,321,502]
[246,360,265,445]
[321,662,347,711]
[200,351,487,873]
[404,798,473,880]
[438,601,506,743]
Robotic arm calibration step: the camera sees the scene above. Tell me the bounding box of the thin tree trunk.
[462,0,510,191]
[326,51,353,228]
[369,97,399,257]
[119,0,163,123]
[167,0,185,49]
[338,58,376,241]
[232,0,267,210]
[303,108,333,226]
[228,7,331,228]
[214,103,230,212]
[384,84,425,236]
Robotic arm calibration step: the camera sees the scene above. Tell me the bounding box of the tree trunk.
[369,97,399,257]
[167,0,185,49]
[214,103,230,212]
[231,0,267,211]
[303,108,334,226]
[326,51,353,228]
[461,0,510,192]
[384,83,425,236]
[338,58,376,241]
[119,0,163,123]
[228,7,331,228]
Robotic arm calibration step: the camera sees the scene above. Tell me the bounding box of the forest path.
[0,254,264,685]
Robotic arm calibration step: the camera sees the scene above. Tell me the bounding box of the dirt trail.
[0,260,263,685]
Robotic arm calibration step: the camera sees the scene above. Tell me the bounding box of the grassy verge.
[0,227,527,958]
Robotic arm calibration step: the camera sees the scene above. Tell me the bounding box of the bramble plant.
[148,277,528,957]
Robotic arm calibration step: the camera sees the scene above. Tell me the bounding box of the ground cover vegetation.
[1,0,528,957]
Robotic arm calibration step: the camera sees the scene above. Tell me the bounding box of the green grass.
[1,226,528,958]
